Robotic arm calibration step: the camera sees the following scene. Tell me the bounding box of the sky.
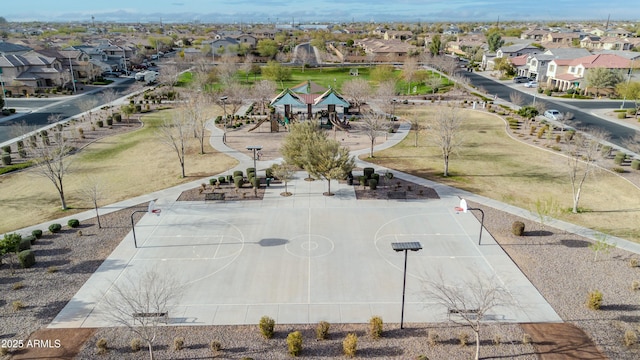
[3,0,640,23]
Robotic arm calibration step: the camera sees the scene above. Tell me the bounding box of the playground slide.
[247,117,269,132]
[329,117,349,132]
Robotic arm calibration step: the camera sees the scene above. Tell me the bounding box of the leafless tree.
[564,130,605,214]
[422,270,512,360]
[77,98,99,124]
[183,92,211,154]
[362,111,388,157]
[29,133,74,209]
[221,81,245,123]
[240,54,255,83]
[427,105,464,177]
[158,64,180,89]
[252,80,277,114]
[217,53,239,86]
[409,116,423,147]
[402,56,418,95]
[508,92,524,106]
[157,110,192,178]
[375,80,397,119]
[100,88,119,117]
[272,162,296,196]
[622,133,640,154]
[341,78,371,114]
[425,76,443,95]
[78,176,106,228]
[101,268,183,360]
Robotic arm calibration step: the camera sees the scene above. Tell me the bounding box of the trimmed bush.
[96,120,104,128]
[48,223,62,233]
[106,117,113,126]
[631,159,640,170]
[32,229,43,239]
[246,167,256,175]
[369,316,383,339]
[286,331,303,356]
[259,316,275,339]
[316,321,330,340]
[363,167,374,179]
[226,175,233,183]
[265,167,274,178]
[113,113,122,122]
[614,152,627,165]
[359,175,367,187]
[234,176,244,189]
[233,170,243,178]
[18,238,31,252]
[24,235,37,245]
[173,337,184,351]
[68,219,80,228]
[385,172,394,180]
[18,250,36,268]
[209,178,217,186]
[624,330,637,347]
[1,145,10,153]
[343,333,358,358]
[368,178,378,190]
[1,153,11,166]
[96,338,108,355]
[218,176,226,184]
[586,290,603,310]
[210,340,222,353]
[512,221,525,236]
[251,177,260,189]
[617,112,627,119]
[372,173,380,183]
[130,338,141,352]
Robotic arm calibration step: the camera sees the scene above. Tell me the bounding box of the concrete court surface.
[50,172,560,328]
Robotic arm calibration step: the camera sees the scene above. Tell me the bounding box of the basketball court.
[50,172,560,328]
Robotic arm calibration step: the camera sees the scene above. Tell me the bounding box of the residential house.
[0,41,32,56]
[383,30,413,41]
[27,48,97,85]
[517,48,591,81]
[541,32,581,46]
[520,28,550,41]
[354,38,415,62]
[205,37,239,57]
[0,54,64,96]
[546,53,632,91]
[249,28,276,40]
[496,43,542,59]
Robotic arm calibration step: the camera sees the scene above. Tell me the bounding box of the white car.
[544,110,563,121]
[524,81,538,88]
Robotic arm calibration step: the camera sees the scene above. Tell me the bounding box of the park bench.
[205,192,225,201]
[448,308,479,320]
[132,312,169,324]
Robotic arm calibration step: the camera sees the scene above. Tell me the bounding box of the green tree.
[0,233,22,272]
[306,137,355,196]
[616,81,640,117]
[493,57,515,77]
[429,34,442,56]
[487,33,504,52]
[262,61,291,88]
[370,64,396,83]
[257,39,279,58]
[585,67,624,97]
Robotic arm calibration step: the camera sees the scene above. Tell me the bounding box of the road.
[459,71,638,147]
[0,78,137,143]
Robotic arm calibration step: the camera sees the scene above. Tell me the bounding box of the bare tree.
[78,98,99,123]
[29,133,74,209]
[158,64,180,89]
[217,53,239,86]
[222,81,245,123]
[241,54,255,83]
[101,268,183,360]
[425,76,443,95]
[183,92,211,154]
[341,78,371,114]
[409,116,422,147]
[252,80,277,114]
[78,176,106,228]
[402,56,418,95]
[362,111,388,157]
[375,80,397,119]
[622,133,640,154]
[422,270,512,360]
[565,130,605,214]
[157,111,192,178]
[427,105,465,177]
[100,88,119,117]
[508,91,524,106]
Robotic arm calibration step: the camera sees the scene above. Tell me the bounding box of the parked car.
[544,109,563,121]
[524,81,538,88]
[102,71,120,78]
[513,76,530,83]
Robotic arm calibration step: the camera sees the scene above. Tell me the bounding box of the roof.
[570,54,631,68]
[0,41,32,54]
[510,54,529,66]
[270,88,305,107]
[290,80,327,94]
[313,88,350,107]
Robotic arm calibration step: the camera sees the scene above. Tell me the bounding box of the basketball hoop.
[151,209,161,216]
[148,200,161,216]
[454,207,464,212]
[457,199,468,213]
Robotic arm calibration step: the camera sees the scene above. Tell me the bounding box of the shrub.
[369,316,383,339]
[631,280,640,291]
[130,338,141,352]
[631,159,640,170]
[363,167,374,179]
[227,175,233,183]
[49,223,62,233]
[18,238,31,252]
[0,347,7,356]
[385,172,394,180]
[612,167,625,173]
[630,258,638,268]
[210,340,222,353]
[459,331,469,346]
[512,221,525,236]
[2,145,10,153]
[368,178,378,190]
[343,333,357,358]
[96,120,104,128]
[246,167,256,176]
[372,173,380,183]
[316,321,330,340]
[12,282,24,290]
[617,112,627,119]
[251,177,260,189]
[624,330,637,347]
[32,229,43,239]
[173,337,184,351]
[427,330,439,347]
[522,333,532,344]
[1,153,11,166]
[24,235,36,245]
[265,167,274,178]
[113,113,122,122]
[209,178,217,186]
[218,176,226,184]
[68,219,80,228]
[12,300,25,311]
[18,250,36,268]
[106,118,113,126]
[233,170,243,178]
[259,316,275,339]
[586,290,603,310]
[359,175,367,187]
[234,176,244,189]
[47,266,58,273]
[614,152,626,165]
[96,338,108,355]
[287,331,303,356]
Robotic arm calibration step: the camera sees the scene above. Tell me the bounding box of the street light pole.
[391,242,422,329]
[247,145,263,172]
[220,96,228,144]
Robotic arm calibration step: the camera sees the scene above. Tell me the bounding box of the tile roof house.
[516,48,591,82]
[0,41,32,56]
[0,53,65,95]
[546,53,633,92]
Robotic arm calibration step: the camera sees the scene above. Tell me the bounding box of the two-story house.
[518,48,591,81]
[546,53,632,92]
[0,53,64,96]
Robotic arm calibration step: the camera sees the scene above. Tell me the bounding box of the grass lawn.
[0,108,238,234]
[366,106,640,242]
